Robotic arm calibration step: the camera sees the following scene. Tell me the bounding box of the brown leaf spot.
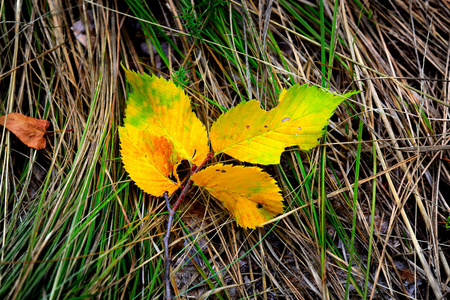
[399,268,415,284]
[246,125,250,129]
[257,203,263,209]
[0,113,50,149]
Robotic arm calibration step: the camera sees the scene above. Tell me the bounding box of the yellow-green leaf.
[210,84,346,164]
[119,125,180,196]
[123,69,209,166]
[191,164,284,228]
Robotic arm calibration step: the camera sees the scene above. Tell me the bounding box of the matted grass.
[1,0,449,299]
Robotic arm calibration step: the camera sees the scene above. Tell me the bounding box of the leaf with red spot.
[119,69,209,196]
[210,85,349,164]
[120,126,181,196]
[191,164,284,228]
[122,69,209,166]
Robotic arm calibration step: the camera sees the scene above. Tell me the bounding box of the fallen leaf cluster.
[120,69,349,228]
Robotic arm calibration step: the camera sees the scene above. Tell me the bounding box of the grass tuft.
[1,0,449,299]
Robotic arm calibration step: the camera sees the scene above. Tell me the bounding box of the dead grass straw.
[1,0,449,299]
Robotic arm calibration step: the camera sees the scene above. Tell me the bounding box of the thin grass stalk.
[319,0,327,87]
[326,0,340,85]
[363,142,378,299]
[344,118,363,297]
[319,140,328,299]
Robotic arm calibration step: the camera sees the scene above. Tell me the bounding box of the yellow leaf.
[210,84,345,164]
[119,125,180,196]
[123,69,209,166]
[191,164,284,228]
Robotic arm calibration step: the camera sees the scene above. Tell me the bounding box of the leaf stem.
[46,128,74,134]
[163,192,175,300]
[163,152,213,299]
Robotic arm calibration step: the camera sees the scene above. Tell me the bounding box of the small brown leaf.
[70,10,95,47]
[0,113,50,149]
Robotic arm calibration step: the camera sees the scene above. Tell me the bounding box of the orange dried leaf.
[119,125,180,196]
[191,164,284,228]
[0,113,50,149]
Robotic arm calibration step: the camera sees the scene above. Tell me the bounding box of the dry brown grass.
[1,0,449,299]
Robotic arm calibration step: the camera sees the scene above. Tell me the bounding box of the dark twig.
[163,153,214,300]
[163,192,174,300]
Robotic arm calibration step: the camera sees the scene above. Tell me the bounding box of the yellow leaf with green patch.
[191,164,284,228]
[210,84,346,164]
[119,125,180,196]
[123,69,209,166]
